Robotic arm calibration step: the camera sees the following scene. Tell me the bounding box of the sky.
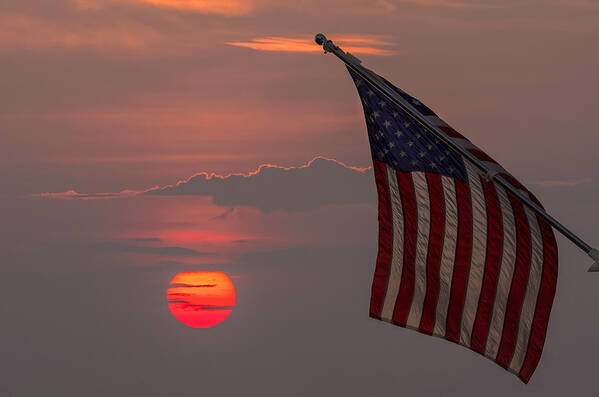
[1,0,599,395]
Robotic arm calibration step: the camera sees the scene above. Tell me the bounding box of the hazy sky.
[2,1,599,395]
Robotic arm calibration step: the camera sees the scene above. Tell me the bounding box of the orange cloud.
[226,36,395,56]
[130,0,254,15]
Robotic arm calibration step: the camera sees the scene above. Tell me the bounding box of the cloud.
[33,156,376,211]
[95,241,213,256]
[537,178,592,188]
[132,237,163,242]
[155,260,185,266]
[0,11,168,54]
[212,207,236,220]
[374,0,501,9]
[226,36,395,56]
[34,190,142,200]
[129,0,254,15]
[146,156,374,212]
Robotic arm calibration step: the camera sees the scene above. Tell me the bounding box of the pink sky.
[2,0,598,198]
[2,1,599,394]
[4,0,598,274]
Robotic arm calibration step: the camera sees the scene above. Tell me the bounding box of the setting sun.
[167,271,236,328]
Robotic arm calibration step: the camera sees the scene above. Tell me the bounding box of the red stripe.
[518,217,558,383]
[496,193,532,368]
[369,160,393,319]
[418,173,445,335]
[445,179,472,342]
[470,179,504,353]
[438,125,467,140]
[392,171,418,326]
[468,148,498,164]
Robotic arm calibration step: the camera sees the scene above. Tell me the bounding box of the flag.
[348,67,558,383]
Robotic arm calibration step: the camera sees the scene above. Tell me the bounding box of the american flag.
[348,67,558,383]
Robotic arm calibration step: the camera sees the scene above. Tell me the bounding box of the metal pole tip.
[588,248,599,272]
[315,33,327,46]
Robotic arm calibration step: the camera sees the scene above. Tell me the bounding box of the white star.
[378,100,386,107]
[378,151,385,158]
[416,133,422,139]
[399,151,407,157]
[356,80,363,86]
[427,144,433,150]
[430,162,437,168]
[383,148,389,154]
[392,160,398,166]
[368,90,375,96]
[395,130,403,137]
[383,120,392,128]
[411,160,418,166]
[378,130,384,137]
[419,151,426,158]
[445,150,450,155]
[403,121,411,128]
[373,111,380,118]
[439,156,445,161]
[392,112,399,118]
[449,167,455,173]
[388,142,395,148]
[408,141,414,147]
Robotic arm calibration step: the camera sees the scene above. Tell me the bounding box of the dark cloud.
[212,207,235,220]
[146,157,375,212]
[155,260,184,266]
[133,237,162,242]
[94,241,213,257]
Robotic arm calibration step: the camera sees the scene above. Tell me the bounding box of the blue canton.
[348,68,467,182]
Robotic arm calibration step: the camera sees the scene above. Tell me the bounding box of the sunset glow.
[131,0,253,15]
[167,271,236,328]
[225,36,395,55]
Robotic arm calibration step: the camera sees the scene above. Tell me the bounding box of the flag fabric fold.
[348,66,558,383]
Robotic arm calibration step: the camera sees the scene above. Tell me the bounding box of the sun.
[167,271,236,328]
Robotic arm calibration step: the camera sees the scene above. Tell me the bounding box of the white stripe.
[381,166,405,321]
[485,184,517,360]
[433,177,458,337]
[459,162,488,347]
[508,208,544,373]
[406,172,431,329]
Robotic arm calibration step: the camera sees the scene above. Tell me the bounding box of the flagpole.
[314,33,599,271]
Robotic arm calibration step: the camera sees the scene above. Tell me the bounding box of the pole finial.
[313,33,362,63]
[315,33,334,53]
[315,33,327,46]
[588,248,599,272]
